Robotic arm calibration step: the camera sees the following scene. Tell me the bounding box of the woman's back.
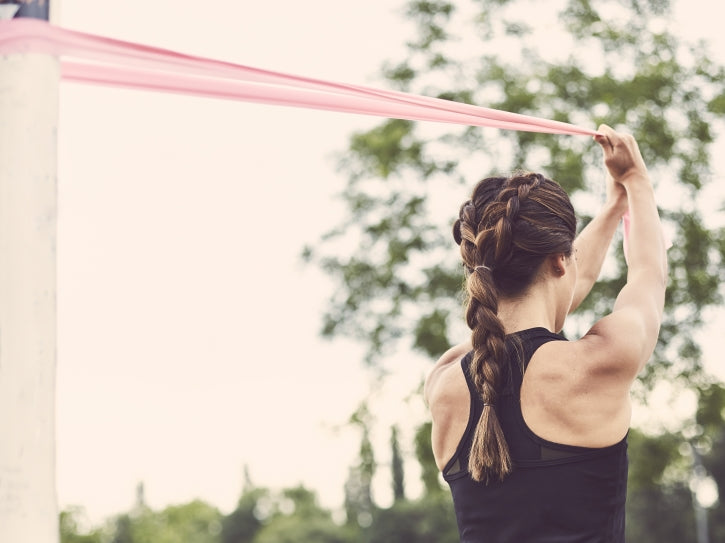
[441,328,627,543]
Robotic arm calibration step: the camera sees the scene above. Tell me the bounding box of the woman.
[424,125,667,542]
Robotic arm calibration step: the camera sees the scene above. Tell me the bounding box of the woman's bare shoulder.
[426,343,473,470]
[424,341,471,407]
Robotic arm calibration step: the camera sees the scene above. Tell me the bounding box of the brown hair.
[452,172,576,483]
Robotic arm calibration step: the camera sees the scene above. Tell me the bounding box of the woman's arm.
[569,183,627,313]
[581,125,667,378]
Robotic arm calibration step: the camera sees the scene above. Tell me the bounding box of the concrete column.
[0,52,60,543]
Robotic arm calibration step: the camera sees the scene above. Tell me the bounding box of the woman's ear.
[549,253,567,277]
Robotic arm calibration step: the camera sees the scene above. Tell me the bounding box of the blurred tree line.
[63,0,725,541]
[59,397,725,542]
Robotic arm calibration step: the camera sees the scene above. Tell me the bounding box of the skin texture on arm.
[569,173,628,313]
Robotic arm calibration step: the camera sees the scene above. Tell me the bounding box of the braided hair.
[452,172,576,483]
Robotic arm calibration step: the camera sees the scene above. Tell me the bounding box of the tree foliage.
[304,0,725,392]
[366,495,459,543]
[59,508,104,543]
[302,0,725,539]
[343,403,377,529]
[252,486,354,543]
[220,472,265,543]
[106,500,223,543]
[390,425,406,503]
[60,389,725,543]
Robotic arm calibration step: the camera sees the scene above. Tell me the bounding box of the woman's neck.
[497,282,560,334]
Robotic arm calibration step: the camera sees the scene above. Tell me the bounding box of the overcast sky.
[55,0,427,524]
[54,0,725,525]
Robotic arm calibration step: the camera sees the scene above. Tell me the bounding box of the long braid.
[453,173,562,483]
[466,262,509,483]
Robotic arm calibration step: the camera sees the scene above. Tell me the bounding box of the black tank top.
[443,327,628,543]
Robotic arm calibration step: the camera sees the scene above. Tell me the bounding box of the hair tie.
[475,265,492,273]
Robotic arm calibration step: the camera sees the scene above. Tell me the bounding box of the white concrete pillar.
[0,52,60,543]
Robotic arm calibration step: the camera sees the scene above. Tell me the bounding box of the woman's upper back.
[427,323,634,473]
[433,328,628,543]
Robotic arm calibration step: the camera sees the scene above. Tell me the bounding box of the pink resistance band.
[1,19,672,258]
[0,19,599,135]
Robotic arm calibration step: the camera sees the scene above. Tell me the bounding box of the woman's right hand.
[594,124,650,188]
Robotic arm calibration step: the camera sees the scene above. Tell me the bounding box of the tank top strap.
[460,327,566,396]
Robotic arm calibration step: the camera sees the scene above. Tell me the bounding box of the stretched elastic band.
[0,19,600,136]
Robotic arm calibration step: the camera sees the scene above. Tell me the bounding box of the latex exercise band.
[0,19,598,135]
[3,19,670,255]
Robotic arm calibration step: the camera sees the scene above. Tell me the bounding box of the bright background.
[54,0,725,525]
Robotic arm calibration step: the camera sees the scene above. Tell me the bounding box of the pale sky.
[54,0,725,526]
[56,0,423,524]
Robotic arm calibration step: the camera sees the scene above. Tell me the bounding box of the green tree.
[221,482,268,543]
[415,421,444,496]
[253,516,354,543]
[623,384,725,542]
[695,383,725,540]
[108,500,222,543]
[344,404,376,529]
[390,425,406,502]
[252,486,356,543]
[625,428,697,542]
[59,507,105,543]
[305,0,725,539]
[110,514,134,543]
[367,494,459,543]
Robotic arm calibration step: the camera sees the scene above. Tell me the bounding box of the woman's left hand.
[605,172,628,217]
